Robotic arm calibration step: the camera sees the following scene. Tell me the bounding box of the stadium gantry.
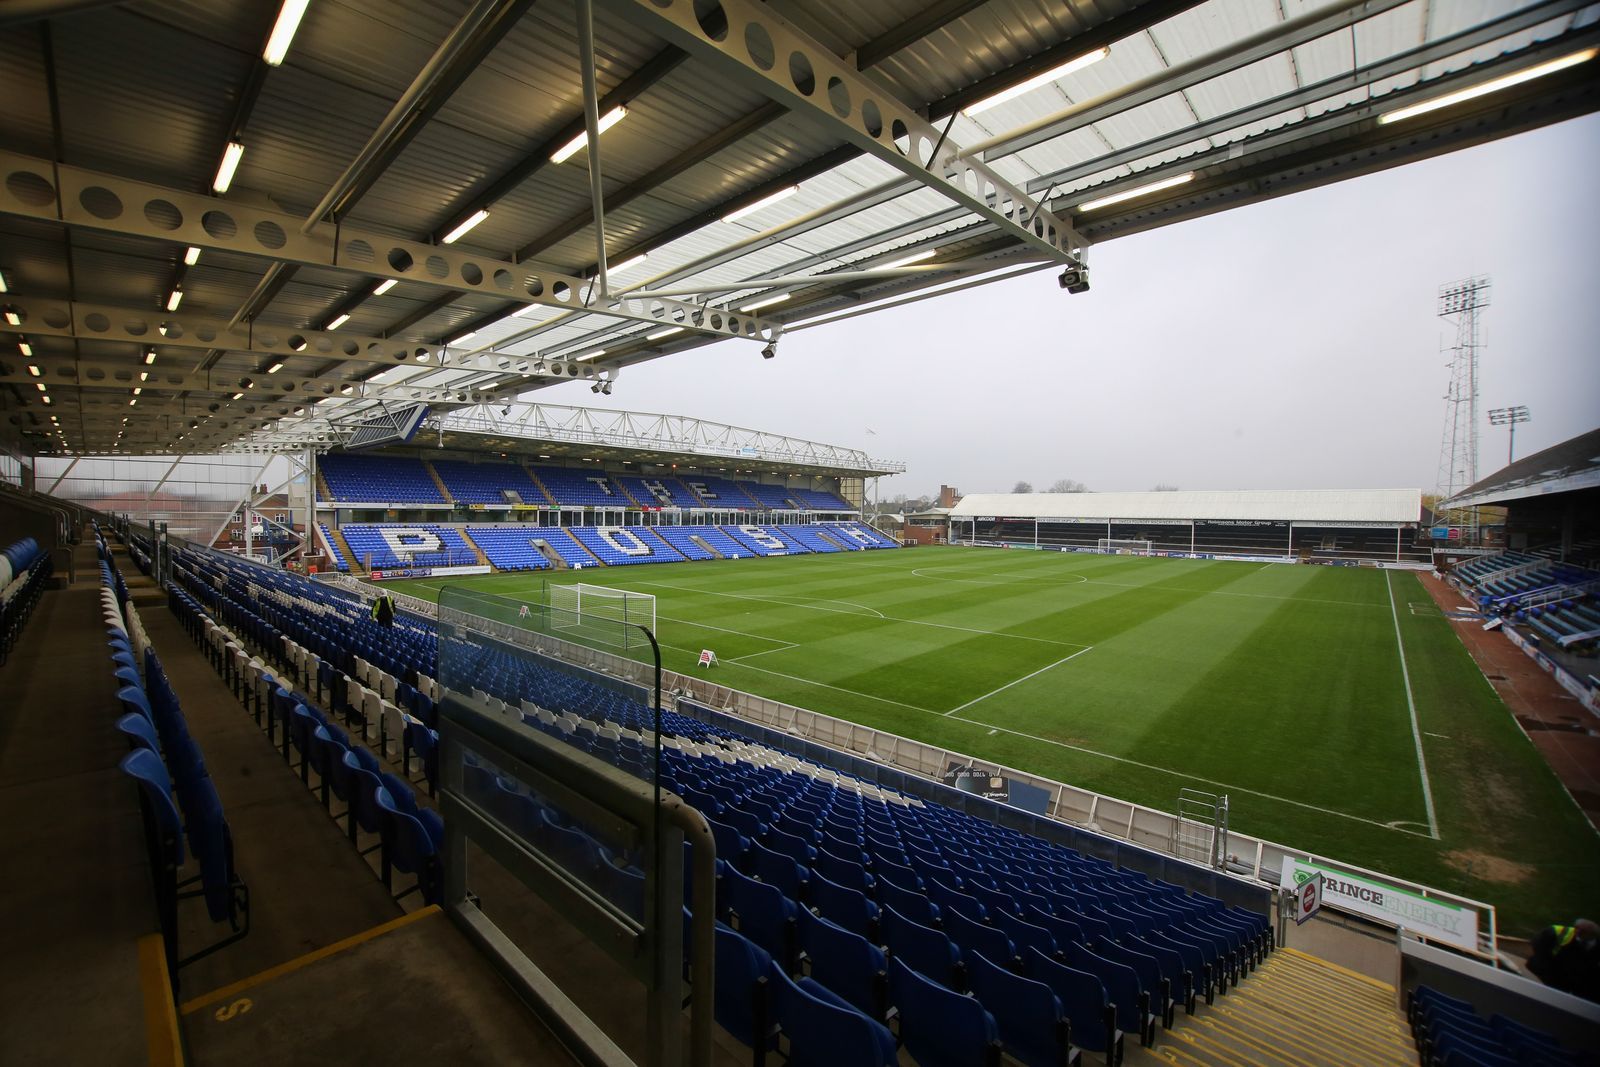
[3,1,1600,1064]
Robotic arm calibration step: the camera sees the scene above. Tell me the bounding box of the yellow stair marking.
[1277,947,1398,993]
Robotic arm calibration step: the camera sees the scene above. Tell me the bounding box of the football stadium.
[3,1,1599,1065]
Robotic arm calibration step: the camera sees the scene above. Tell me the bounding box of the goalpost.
[1097,538,1154,556]
[544,581,657,649]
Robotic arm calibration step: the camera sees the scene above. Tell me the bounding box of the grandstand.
[949,489,1430,564]
[1440,427,1600,672]
[5,0,1600,1063]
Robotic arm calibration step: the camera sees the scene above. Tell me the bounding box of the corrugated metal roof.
[1,0,1593,455]
[950,489,1424,522]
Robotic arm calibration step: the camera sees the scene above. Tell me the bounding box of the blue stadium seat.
[723,864,799,970]
[967,950,1077,1067]
[797,907,887,1020]
[881,903,962,990]
[319,454,447,504]
[771,966,897,1067]
[1024,947,1123,1063]
[712,923,780,1065]
[375,775,444,904]
[889,957,1002,1067]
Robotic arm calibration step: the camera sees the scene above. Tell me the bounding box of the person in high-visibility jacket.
[1528,919,1598,1001]
[371,592,396,627]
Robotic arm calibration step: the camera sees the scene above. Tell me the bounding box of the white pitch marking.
[1424,732,1451,739]
[717,657,1433,838]
[658,611,797,649]
[1387,570,1440,839]
[626,580,1085,648]
[943,647,1095,715]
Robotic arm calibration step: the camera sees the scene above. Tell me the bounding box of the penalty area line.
[943,647,1094,716]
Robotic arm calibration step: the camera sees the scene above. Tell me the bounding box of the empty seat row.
[101,534,251,985]
[1,534,51,664]
[163,552,447,908]
[1407,985,1593,1067]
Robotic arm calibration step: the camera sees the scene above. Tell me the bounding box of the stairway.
[314,468,333,504]
[326,526,362,573]
[458,528,491,567]
[421,460,455,505]
[1130,948,1415,1067]
[521,462,560,506]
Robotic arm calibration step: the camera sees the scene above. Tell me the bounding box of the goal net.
[545,582,656,650]
[1097,538,1154,556]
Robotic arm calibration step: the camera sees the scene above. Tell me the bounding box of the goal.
[1097,538,1154,556]
[545,582,656,649]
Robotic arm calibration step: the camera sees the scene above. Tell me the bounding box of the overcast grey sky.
[539,113,1600,499]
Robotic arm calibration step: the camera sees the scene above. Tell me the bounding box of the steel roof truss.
[600,0,1087,267]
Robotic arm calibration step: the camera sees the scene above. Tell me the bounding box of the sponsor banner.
[369,564,491,581]
[1503,627,1600,713]
[1280,857,1477,951]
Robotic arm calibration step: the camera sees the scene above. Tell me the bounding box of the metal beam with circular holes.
[597,0,1087,266]
[0,150,780,343]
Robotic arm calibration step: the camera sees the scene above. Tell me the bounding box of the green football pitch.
[389,545,1597,933]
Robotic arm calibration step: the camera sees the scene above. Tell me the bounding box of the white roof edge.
[947,489,1422,523]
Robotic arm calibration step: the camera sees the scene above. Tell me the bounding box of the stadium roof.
[2,0,1596,457]
[1440,426,1600,509]
[949,488,1423,522]
[348,401,906,478]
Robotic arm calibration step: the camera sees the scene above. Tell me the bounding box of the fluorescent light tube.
[441,209,489,245]
[266,361,284,374]
[28,363,40,375]
[739,293,791,312]
[609,253,648,275]
[184,246,201,266]
[20,342,34,357]
[263,0,311,66]
[1076,172,1193,212]
[140,371,149,382]
[36,382,47,391]
[373,279,397,296]
[0,270,8,292]
[1378,48,1598,125]
[213,141,245,193]
[722,185,799,224]
[144,349,156,364]
[326,313,351,330]
[452,331,477,345]
[231,392,245,400]
[2,309,19,325]
[132,387,141,395]
[883,249,936,269]
[647,326,683,340]
[512,305,539,318]
[550,106,628,164]
[166,289,184,311]
[963,47,1110,116]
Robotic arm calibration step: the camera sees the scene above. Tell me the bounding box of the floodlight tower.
[1488,405,1531,466]
[1434,276,1490,539]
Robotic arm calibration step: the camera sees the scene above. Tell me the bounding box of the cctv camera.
[1058,265,1090,294]
[761,343,777,360]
